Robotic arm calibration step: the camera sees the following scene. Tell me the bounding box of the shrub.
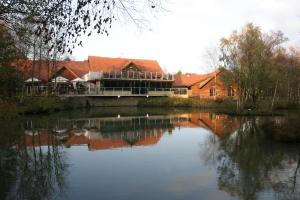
[0,100,18,119]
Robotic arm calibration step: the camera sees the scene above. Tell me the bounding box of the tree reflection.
[0,121,69,200]
[202,116,300,200]
[0,121,20,200]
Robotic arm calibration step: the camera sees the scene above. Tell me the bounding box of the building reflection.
[201,116,300,200]
[19,113,240,150]
[175,113,239,137]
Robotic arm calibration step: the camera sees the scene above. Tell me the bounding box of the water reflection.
[19,113,239,151]
[0,122,68,200]
[1,110,300,200]
[202,116,300,200]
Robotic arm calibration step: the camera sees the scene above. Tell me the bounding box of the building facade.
[17,56,236,99]
[174,70,236,99]
[83,56,174,96]
[17,56,176,97]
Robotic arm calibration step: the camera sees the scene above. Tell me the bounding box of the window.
[210,87,216,96]
[228,87,234,97]
[209,113,216,120]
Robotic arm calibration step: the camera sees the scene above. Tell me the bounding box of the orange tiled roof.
[88,56,164,73]
[15,59,64,82]
[16,56,164,81]
[62,61,89,78]
[174,70,221,87]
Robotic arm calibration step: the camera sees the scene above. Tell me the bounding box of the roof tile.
[174,70,220,87]
[88,56,163,73]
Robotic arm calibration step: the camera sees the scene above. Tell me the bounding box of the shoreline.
[1,96,297,119]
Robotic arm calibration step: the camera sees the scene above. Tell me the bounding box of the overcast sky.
[72,0,300,74]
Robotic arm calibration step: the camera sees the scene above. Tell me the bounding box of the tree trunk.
[271,79,278,112]
[38,39,42,81]
[31,38,37,96]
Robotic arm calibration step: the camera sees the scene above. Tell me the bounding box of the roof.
[174,70,220,87]
[15,59,64,82]
[62,61,89,78]
[88,56,164,74]
[15,56,164,82]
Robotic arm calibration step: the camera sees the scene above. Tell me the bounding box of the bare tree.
[0,0,166,55]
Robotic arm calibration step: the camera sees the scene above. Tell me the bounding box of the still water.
[1,108,300,200]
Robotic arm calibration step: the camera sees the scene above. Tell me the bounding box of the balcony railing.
[19,84,188,97]
[101,71,174,81]
[84,87,176,97]
[21,85,189,97]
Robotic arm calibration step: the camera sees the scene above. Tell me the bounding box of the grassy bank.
[138,97,236,109]
[1,96,298,119]
[1,96,141,118]
[1,97,92,119]
[17,97,87,115]
[138,97,299,116]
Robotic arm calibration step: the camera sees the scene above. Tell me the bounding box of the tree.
[0,25,24,66]
[204,45,222,100]
[0,25,23,99]
[0,0,164,54]
[204,44,221,71]
[220,23,287,110]
[175,70,182,75]
[274,48,300,103]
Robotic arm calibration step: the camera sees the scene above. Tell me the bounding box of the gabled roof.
[88,56,164,74]
[15,59,89,81]
[174,70,220,87]
[198,70,222,89]
[174,74,209,87]
[53,61,89,80]
[62,61,89,78]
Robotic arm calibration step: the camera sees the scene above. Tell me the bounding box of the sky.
[72,0,300,74]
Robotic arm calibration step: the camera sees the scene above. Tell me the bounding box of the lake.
[1,108,299,200]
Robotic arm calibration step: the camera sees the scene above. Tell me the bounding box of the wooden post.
[96,81,101,94]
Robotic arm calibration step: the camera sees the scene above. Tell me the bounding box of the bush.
[0,100,18,119]
[273,100,299,110]
[18,97,66,114]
